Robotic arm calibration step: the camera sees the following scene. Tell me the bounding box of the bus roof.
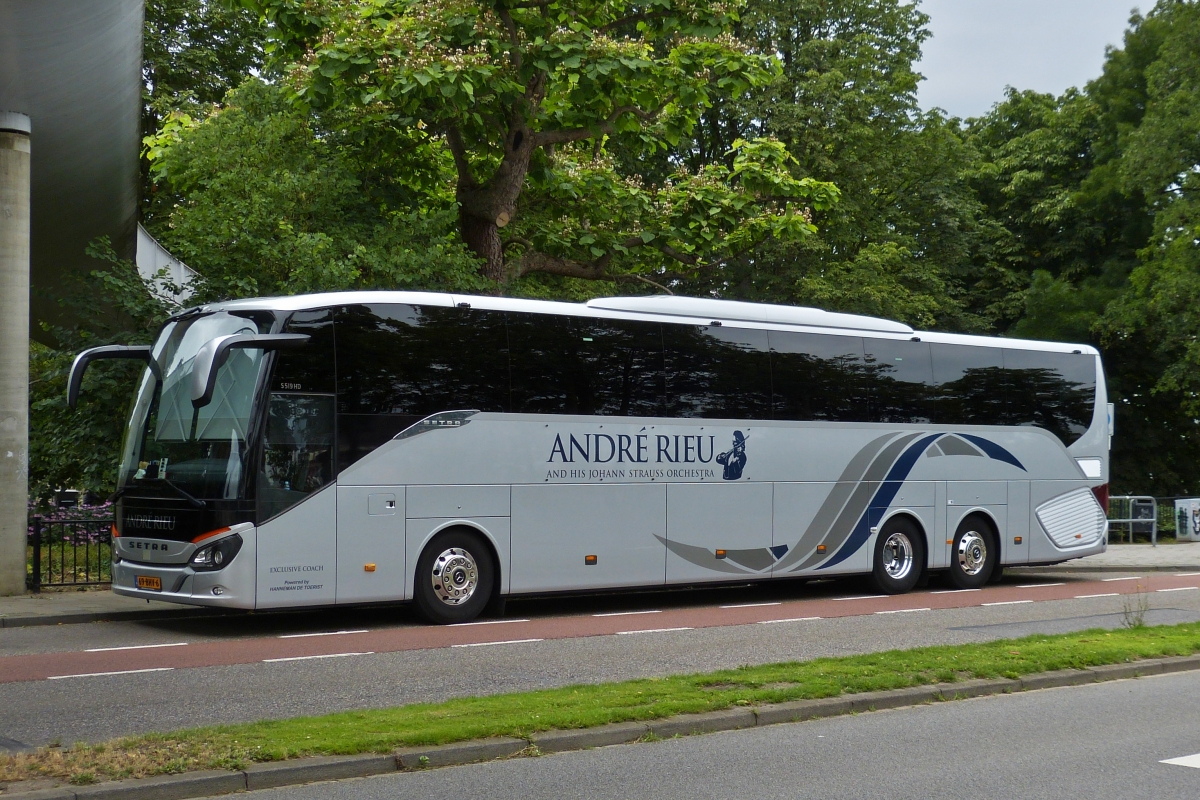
[199,290,1099,356]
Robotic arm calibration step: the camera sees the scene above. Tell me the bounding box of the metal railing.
[26,516,114,591]
[1108,496,1158,547]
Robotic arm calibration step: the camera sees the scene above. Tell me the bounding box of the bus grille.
[1036,488,1108,548]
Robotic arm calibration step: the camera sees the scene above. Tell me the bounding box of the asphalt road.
[2,570,1199,747]
[220,670,1200,800]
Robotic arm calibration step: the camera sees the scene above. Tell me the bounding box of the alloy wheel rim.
[431,547,479,605]
[957,531,988,576]
[882,531,914,580]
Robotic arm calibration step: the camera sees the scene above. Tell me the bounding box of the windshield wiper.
[108,478,206,509]
[118,477,207,509]
[154,477,207,509]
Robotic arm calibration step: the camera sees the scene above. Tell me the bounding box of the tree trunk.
[458,208,505,281]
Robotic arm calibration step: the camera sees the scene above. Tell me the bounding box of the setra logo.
[125,515,176,531]
[126,540,173,552]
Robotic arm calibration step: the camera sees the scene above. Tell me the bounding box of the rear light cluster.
[190,534,243,571]
[1091,483,1109,514]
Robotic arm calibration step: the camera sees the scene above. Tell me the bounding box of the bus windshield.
[119,311,273,500]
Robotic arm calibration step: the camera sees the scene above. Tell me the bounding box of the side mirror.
[190,333,310,408]
[67,345,162,409]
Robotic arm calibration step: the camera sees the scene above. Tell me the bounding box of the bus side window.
[509,314,665,417]
[334,304,510,468]
[769,331,869,422]
[930,343,1005,425]
[663,324,771,419]
[864,339,934,424]
[1002,349,1096,445]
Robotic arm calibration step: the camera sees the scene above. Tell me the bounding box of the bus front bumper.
[112,548,255,609]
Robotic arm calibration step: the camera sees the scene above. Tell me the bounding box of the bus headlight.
[190,534,243,572]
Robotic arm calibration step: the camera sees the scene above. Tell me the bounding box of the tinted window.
[864,339,934,423]
[509,314,665,416]
[334,304,509,468]
[769,331,869,421]
[273,310,336,394]
[930,344,1005,424]
[1002,349,1096,444]
[663,325,771,419]
[336,304,509,416]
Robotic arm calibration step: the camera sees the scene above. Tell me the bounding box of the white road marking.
[875,608,931,615]
[593,610,662,617]
[451,639,543,648]
[1017,583,1065,588]
[615,627,693,635]
[1075,593,1119,599]
[1103,576,1143,582]
[982,600,1033,606]
[834,595,888,601]
[758,617,821,624]
[447,619,531,627]
[278,630,369,639]
[48,667,174,680]
[720,602,782,609]
[1157,587,1198,593]
[1161,752,1200,769]
[930,589,981,594]
[84,642,188,652]
[263,652,374,662]
[1175,572,1200,577]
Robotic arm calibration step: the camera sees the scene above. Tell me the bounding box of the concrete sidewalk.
[0,589,223,628]
[2,542,1197,629]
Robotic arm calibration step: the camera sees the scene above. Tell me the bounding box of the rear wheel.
[414,530,496,624]
[871,517,925,594]
[949,515,997,590]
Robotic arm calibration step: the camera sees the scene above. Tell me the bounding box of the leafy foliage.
[146,79,484,298]
[28,242,178,502]
[248,0,838,284]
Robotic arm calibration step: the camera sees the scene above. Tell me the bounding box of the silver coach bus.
[69,292,1111,623]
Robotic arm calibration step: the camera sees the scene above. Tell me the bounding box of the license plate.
[136,575,162,591]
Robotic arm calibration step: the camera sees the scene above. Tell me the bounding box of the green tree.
[1104,1,1200,438]
[248,0,839,287]
[142,0,267,217]
[667,0,992,328]
[28,242,179,501]
[145,80,484,298]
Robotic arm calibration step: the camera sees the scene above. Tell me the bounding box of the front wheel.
[414,530,496,624]
[871,517,926,594]
[948,515,997,590]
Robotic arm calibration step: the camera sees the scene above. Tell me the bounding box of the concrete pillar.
[0,112,31,596]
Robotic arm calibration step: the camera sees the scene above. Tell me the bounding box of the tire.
[948,514,998,590]
[871,517,926,594]
[413,530,496,625]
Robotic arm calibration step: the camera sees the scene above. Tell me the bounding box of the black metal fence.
[26,516,114,591]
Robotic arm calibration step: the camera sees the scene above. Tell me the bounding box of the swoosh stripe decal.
[789,433,923,572]
[959,434,1026,471]
[819,433,942,570]
[772,433,897,572]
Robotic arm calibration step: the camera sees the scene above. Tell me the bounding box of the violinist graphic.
[716,430,748,480]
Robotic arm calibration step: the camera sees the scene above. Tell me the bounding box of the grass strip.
[5,621,1200,787]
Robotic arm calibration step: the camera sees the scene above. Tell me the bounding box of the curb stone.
[647,707,756,738]
[244,754,398,790]
[752,695,852,726]
[5,654,1200,799]
[73,769,246,800]
[395,737,527,769]
[529,721,649,753]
